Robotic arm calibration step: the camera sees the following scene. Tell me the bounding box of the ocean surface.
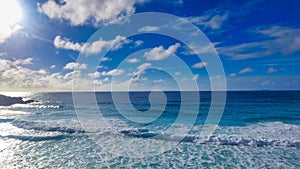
[0,91,299,168]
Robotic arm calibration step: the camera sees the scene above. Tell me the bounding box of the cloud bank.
[38,0,145,26]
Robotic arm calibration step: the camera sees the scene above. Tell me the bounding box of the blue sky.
[0,0,299,91]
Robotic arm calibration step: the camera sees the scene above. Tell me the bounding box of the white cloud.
[100,57,112,62]
[138,26,161,32]
[134,40,143,47]
[2,57,298,91]
[50,65,56,69]
[192,62,207,69]
[0,58,124,91]
[64,62,87,70]
[137,63,151,71]
[218,26,300,60]
[101,69,124,76]
[0,25,22,44]
[103,77,110,82]
[144,43,181,60]
[64,70,80,79]
[187,11,228,30]
[88,71,101,78]
[258,26,300,55]
[1,56,299,91]
[238,67,253,74]
[228,68,253,77]
[267,67,278,73]
[0,58,67,91]
[38,0,143,26]
[14,58,33,65]
[193,74,199,80]
[54,36,81,51]
[38,69,47,75]
[131,72,148,84]
[217,42,270,60]
[54,35,130,55]
[206,13,228,30]
[127,58,139,63]
[181,43,216,55]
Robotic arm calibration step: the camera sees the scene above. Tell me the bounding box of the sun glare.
[0,0,22,28]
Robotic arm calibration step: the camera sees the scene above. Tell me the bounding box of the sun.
[0,0,22,28]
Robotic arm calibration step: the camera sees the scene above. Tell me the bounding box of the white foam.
[116,122,300,147]
[1,121,300,168]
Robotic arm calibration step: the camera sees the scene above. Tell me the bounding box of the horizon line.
[1,89,300,93]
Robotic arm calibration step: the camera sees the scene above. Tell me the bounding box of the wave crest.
[12,120,85,134]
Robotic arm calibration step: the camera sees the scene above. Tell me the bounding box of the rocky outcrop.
[0,95,35,106]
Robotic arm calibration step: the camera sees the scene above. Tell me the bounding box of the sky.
[0,0,300,91]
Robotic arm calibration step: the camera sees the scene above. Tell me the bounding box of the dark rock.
[24,99,35,104]
[0,95,35,106]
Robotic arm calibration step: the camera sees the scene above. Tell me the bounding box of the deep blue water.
[97,91,300,126]
[0,91,299,168]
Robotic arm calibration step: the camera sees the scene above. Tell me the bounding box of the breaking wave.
[119,122,300,147]
[12,120,85,134]
[11,119,300,147]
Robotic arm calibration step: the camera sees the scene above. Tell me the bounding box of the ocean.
[0,91,299,168]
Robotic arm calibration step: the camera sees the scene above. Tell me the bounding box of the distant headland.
[0,94,35,106]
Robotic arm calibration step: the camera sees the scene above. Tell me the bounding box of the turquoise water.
[0,91,299,168]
